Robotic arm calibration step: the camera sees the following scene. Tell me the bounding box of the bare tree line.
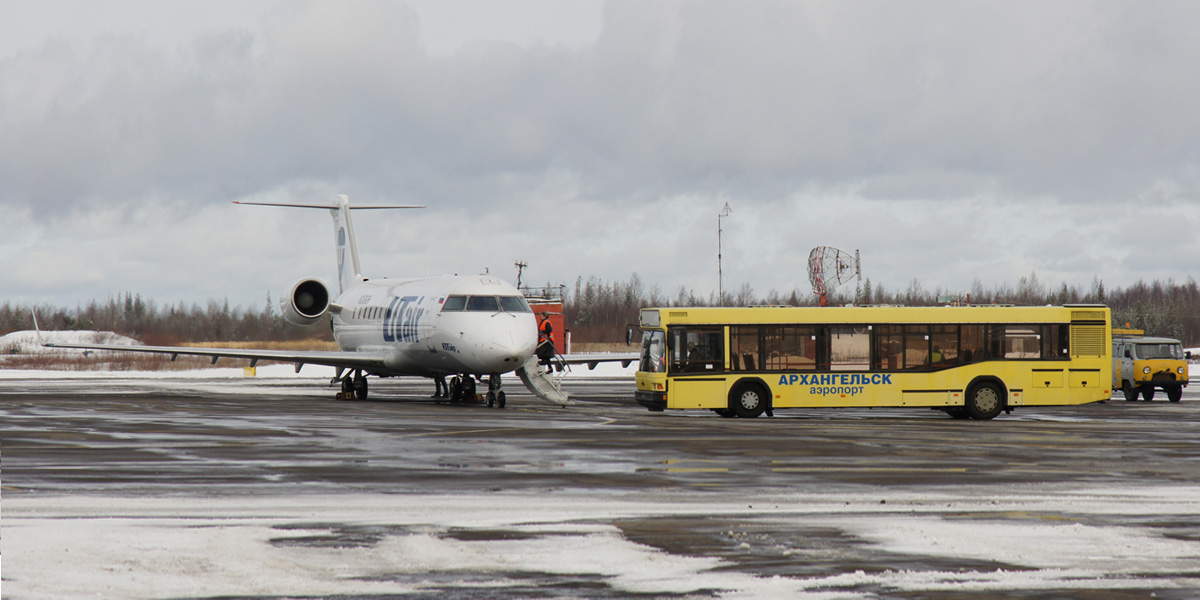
[564,273,1200,345]
[1,292,330,346]
[4,273,1198,346]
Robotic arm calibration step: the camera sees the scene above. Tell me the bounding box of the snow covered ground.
[0,329,138,353]
[6,487,1200,599]
[4,331,1200,598]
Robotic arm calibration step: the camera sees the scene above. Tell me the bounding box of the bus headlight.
[1179,367,1185,375]
[1143,367,1151,374]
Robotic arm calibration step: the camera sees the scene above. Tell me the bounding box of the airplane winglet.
[31,310,50,347]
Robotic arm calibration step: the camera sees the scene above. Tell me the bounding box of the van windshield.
[1136,343,1183,360]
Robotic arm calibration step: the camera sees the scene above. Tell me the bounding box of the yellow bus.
[635,305,1111,420]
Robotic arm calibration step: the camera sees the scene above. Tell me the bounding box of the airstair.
[516,355,571,406]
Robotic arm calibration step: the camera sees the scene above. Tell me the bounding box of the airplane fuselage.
[332,275,538,378]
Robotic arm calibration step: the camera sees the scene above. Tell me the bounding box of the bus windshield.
[1136,343,1183,360]
[640,330,666,373]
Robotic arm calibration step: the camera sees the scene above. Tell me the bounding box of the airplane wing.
[33,313,387,374]
[557,352,640,371]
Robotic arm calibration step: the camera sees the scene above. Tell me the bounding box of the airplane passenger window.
[467,296,500,312]
[499,296,532,312]
[442,296,467,311]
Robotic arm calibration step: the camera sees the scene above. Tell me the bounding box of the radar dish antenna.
[808,247,861,306]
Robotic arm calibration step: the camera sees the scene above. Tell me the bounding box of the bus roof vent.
[1071,310,1106,323]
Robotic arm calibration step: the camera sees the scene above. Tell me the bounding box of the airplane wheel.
[339,376,355,400]
[353,376,368,400]
[486,391,495,408]
[449,377,463,402]
[463,377,477,401]
[497,391,506,408]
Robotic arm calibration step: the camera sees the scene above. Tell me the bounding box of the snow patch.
[0,329,138,354]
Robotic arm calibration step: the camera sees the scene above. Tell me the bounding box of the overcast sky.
[4,0,1199,312]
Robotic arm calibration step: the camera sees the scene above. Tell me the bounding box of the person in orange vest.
[537,314,556,367]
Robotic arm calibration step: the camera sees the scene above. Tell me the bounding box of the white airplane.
[36,195,573,406]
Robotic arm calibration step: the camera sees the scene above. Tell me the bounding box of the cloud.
[3,1,1200,307]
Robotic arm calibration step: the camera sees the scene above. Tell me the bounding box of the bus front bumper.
[636,390,666,411]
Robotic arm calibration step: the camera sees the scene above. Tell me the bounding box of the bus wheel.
[1140,385,1155,402]
[944,407,970,419]
[1167,385,1182,403]
[730,383,767,419]
[1122,381,1138,402]
[965,382,1003,420]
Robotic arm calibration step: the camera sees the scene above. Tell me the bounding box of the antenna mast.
[718,202,731,306]
[514,260,527,289]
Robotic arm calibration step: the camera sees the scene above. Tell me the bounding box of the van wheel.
[1122,381,1138,402]
[1167,385,1182,403]
[730,383,767,419]
[1140,385,1155,402]
[965,382,1004,420]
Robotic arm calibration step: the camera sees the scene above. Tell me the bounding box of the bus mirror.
[1187,350,1193,360]
[626,327,634,346]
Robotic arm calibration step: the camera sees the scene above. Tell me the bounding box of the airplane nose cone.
[484,332,531,369]
[490,331,516,354]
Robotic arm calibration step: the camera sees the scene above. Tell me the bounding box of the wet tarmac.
[3,373,1200,598]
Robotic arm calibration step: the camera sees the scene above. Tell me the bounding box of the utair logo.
[778,373,893,398]
[383,296,424,343]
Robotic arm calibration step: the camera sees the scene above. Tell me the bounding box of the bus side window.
[829,325,870,371]
[671,327,725,373]
[961,325,985,362]
[730,326,759,372]
[875,325,903,370]
[931,324,957,365]
[1041,324,1068,359]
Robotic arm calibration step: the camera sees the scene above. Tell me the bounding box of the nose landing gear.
[485,374,507,408]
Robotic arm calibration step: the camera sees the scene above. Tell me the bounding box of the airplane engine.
[280,278,331,326]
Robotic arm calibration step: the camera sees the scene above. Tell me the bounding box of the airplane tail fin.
[234,195,424,294]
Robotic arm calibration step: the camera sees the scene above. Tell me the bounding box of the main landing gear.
[446,374,507,408]
[333,370,507,408]
[336,369,368,400]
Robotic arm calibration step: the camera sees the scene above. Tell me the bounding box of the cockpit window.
[442,296,467,311]
[499,296,532,313]
[466,296,500,312]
